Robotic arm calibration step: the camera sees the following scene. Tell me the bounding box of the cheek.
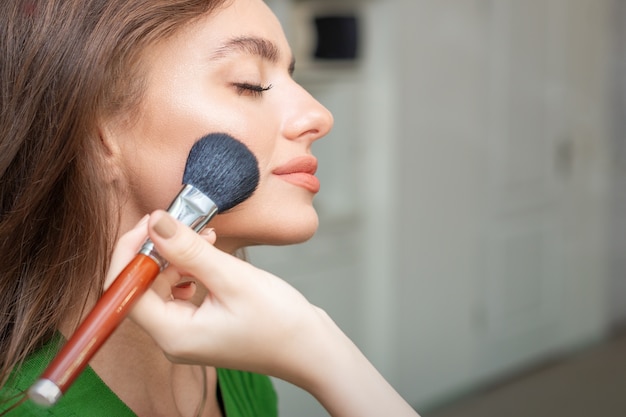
[121,146,188,215]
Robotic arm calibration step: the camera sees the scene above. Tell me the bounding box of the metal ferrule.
[139,184,218,269]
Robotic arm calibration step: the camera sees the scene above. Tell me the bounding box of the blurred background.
[249,0,626,415]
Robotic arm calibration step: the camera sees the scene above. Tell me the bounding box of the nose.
[282,84,334,143]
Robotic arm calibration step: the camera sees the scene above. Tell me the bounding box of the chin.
[273,223,318,245]
[273,208,319,244]
[215,211,319,249]
[257,214,320,246]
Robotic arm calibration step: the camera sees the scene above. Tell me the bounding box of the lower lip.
[276,173,320,193]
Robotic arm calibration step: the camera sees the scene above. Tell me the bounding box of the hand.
[105,210,420,417]
[105,211,331,382]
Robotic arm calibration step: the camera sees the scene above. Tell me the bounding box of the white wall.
[608,0,626,328]
[260,0,615,415]
[393,0,613,410]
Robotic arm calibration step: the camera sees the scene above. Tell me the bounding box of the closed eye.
[233,82,273,97]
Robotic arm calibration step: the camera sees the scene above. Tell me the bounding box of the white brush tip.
[28,379,61,407]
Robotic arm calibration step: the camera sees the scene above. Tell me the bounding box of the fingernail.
[153,213,177,239]
[175,280,195,289]
[200,227,215,237]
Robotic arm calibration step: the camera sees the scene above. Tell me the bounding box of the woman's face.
[110,0,333,252]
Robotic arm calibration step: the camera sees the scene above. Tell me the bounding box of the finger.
[147,210,246,295]
[147,272,197,303]
[129,287,197,344]
[199,227,217,245]
[149,269,181,300]
[171,280,197,301]
[104,214,150,290]
[149,262,197,301]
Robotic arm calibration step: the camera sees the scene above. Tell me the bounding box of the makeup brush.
[28,132,260,407]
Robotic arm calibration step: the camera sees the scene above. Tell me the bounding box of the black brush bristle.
[183,133,259,212]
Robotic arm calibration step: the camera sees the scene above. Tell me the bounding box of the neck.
[54,212,233,416]
[59,306,221,417]
[88,320,221,417]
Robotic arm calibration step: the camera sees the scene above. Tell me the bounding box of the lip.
[273,156,320,193]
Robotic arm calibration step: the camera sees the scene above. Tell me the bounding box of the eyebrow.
[211,36,296,75]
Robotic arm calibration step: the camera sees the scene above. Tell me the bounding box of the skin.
[78,0,418,415]
[106,0,333,254]
[81,0,332,416]
[110,212,421,417]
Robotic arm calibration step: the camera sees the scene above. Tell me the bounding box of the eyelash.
[233,82,273,97]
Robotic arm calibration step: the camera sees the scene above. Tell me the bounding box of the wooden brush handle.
[39,254,160,395]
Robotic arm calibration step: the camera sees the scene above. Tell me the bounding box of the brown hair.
[0,0,228,390]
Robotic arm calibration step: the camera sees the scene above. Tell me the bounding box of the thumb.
[147,210,240,294]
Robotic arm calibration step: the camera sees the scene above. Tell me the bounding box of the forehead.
[191,0,291,59]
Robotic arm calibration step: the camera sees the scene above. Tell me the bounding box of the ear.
[96,121,125,185]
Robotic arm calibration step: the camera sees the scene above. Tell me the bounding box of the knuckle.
[172,235,205,264]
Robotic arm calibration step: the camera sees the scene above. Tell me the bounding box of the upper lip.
[272,156,318,175]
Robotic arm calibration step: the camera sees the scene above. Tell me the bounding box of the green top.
[0,334,277,416]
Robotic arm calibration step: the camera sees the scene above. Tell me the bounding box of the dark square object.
[314,15,359,60]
